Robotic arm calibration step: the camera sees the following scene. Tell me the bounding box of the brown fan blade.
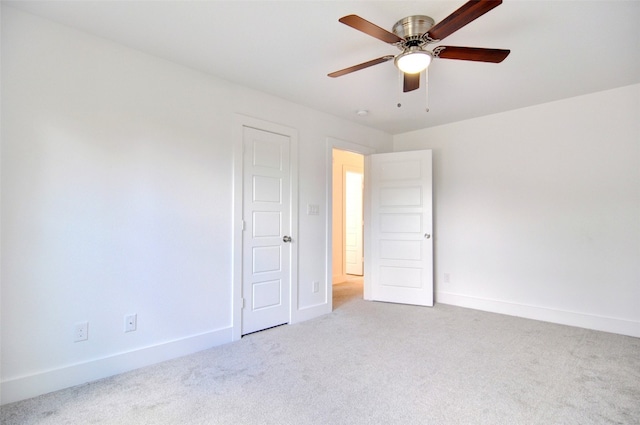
[427,0,502,41]
[435,46,510,63]
[403,73,420,92]
[328,56,394,78]
[339,15,404,44]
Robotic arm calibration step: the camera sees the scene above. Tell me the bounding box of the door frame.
[325,138,376,310]
[232,115,298,341]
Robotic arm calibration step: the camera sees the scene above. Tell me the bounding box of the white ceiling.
[5,0,640,135]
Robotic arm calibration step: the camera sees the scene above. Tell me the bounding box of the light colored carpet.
[2,280,639,425]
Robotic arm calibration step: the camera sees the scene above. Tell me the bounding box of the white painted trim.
[288,127,300,325]
[231,117,244,341]
[295,303,331,323]
[325,138,377,310]
[437,291,640,338]
[233,115,299,332]
[1,328,232,405]
[363,155,372,301]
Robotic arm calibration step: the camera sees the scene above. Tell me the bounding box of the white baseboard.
[1,327,233,405]
[437,291,640,338]
[294,301,332,323]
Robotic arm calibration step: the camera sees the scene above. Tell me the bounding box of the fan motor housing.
[392,15,435,47]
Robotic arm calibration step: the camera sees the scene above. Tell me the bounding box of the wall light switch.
[307,204,320,215]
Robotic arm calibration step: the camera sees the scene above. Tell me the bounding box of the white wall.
[394,84,640,337]
[0,7,393,404]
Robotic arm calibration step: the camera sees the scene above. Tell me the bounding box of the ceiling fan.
[328,0,510,93]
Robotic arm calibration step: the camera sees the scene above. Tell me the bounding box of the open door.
[366,150,433,306]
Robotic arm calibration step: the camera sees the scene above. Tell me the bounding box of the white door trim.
[233,115,298,341]
[325,138,377,311]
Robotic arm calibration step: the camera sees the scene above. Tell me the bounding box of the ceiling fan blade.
[328,56,394,78]
[427,0,503,41]
[339,15,404,44]
[435,46,510,63]
[403,73,420,92]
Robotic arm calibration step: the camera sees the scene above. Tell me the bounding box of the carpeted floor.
[2,279,639,425]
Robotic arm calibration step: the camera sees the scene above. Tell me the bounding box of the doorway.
[332,149,364,305]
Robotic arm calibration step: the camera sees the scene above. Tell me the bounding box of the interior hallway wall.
[394,84,640,337]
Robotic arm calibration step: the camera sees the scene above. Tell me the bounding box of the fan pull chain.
[425,68,430,113]
[397,71,402,108]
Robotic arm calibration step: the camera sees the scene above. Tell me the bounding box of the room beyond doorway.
[332,149,364,297]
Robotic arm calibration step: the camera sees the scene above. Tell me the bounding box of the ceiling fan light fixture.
[394,48,432,74]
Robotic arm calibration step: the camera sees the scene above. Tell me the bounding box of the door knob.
[424,233,431,239]
[283,235,292,243]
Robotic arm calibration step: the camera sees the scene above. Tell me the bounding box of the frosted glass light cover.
[396,51,432,74]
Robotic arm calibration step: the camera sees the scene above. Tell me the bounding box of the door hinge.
[241,220,246,231]
[241,298,246,309]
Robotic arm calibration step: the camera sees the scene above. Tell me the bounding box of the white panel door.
[369,150,433,306]
[344,168,363,276]
[242,127,291,334]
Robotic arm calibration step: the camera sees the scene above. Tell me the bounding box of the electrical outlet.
[443,273,451,284]
[124,314,137,333]
[312,281,319,293]
[74,321,88,342]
